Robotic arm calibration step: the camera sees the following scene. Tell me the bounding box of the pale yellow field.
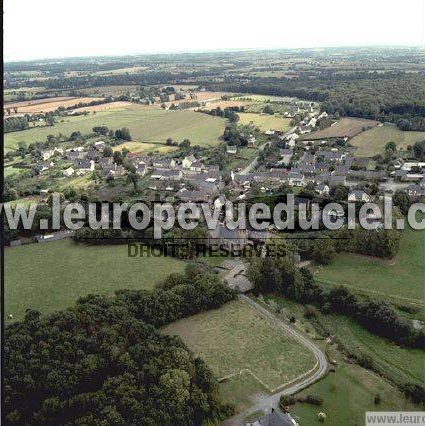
[191,91,234,101]
[72,101,154,113]
[5,97,104,114]
[91,66,149,76]
[206,99,253,109]
[238,112,292,131]
[113,141,176,154]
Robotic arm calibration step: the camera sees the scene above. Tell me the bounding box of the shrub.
[279,395,296,408]
[304,306,318,319]
[306,394,324,406]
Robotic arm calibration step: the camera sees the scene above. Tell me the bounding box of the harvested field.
[299,117,379,140]
[112,141,175,154]
[4,96,75,109]
[72,101,145,113]
[238,112,292,132]
[191,91,234,102]
[91,66,149,76]
[4,97,104,114]
[205,99,253,109]
[79,85,142,97]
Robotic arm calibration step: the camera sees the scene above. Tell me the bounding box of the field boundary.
[316,278,425,307]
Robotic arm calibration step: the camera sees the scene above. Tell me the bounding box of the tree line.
[247,254,424,350]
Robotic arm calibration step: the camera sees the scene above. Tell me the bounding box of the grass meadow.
[4,105,227,152]
[315,227,425,305]
[4,239,186,321]
[300,117,378,140]
[261,295,423,424]
[350,125,425,156]
[162,299,316,410]
[290,354,418,425]
[317,313,425,386]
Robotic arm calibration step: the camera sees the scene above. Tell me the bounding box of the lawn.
[350,125,425,156]
[162,299,316,402]
[300,117,378,140]
[237,112,292,132]
[315,227,425,304]
[4,239,186,321]
[4,105,227,152]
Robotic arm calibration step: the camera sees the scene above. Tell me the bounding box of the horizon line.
[4,44,425,64]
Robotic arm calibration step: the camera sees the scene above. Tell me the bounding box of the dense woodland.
[4,266,236,425]
[207,73,425,130]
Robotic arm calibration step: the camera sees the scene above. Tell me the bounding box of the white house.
[214,195,227,210]
[36,161,54,173]
[348,190,371,202]
[182,155,196,169]
[63,166,75,177]
[41,146,63,161]
[93,140,106,150]
[315,183,330,196]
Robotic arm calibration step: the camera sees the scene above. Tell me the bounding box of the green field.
[162,299,316,407]
[315,228,425,304]
[4,105,227,152]
[260,295,423,424]
[4,239,185,321]
[4,165,24,177]
[237,112,292,132]
[350,125,425,156]
[290,354,418,425]
[317,312,425,386]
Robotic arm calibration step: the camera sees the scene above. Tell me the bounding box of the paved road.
[229,295,328,425]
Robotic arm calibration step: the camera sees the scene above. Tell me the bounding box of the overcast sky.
[4,0,425,61]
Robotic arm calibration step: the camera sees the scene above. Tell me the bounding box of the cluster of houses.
[37,141,127,178]
[37,131,425,205]
[393,161,425,197]
[133,153,225,203]
[231,147,385,197]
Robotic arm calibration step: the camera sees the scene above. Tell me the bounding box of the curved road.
[229,295,328,425]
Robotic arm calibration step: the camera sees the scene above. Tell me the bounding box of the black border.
[1,0,5,422]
